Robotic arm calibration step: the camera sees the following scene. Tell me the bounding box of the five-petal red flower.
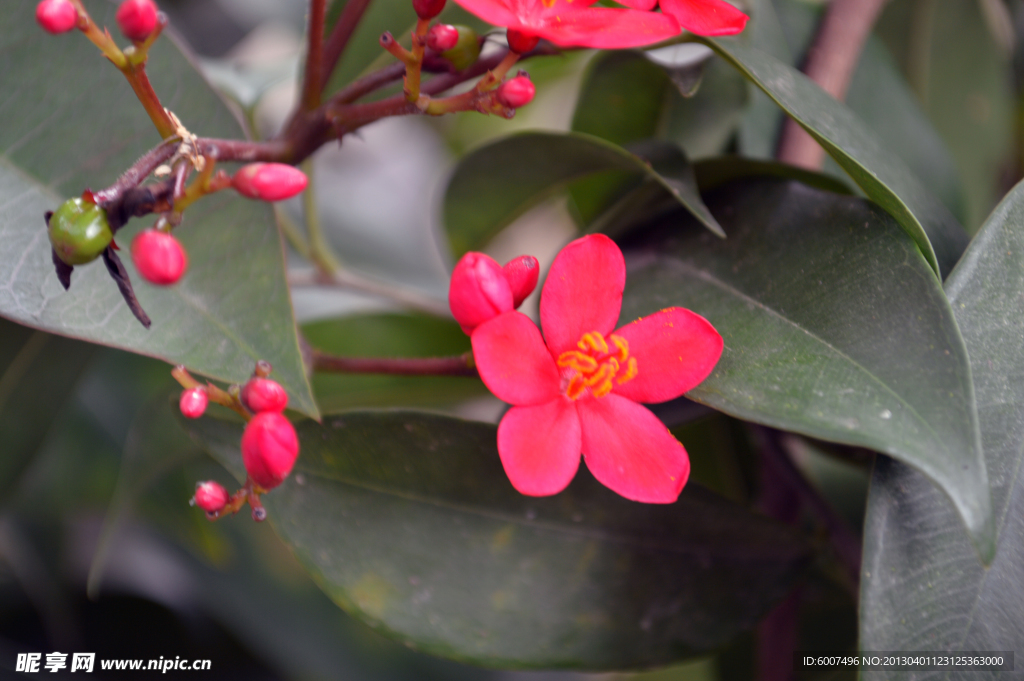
[471,234,723,503]
[453,0,682,49]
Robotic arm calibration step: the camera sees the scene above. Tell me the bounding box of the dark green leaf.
[861,179,1024,658]
[662,56,748,160]
[693,156,852,196]
[444,132,723,256]
[302,313,485,412]
[572,51,670,146]
[187,411,812,669]
[0,319,95,499]
[619,177,992,558]
[704,37,969,277]
[0,0,316,417]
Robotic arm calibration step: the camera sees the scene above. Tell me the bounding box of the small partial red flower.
[471,234,722,503]
[452,0,681,49]
[615,0,747,36]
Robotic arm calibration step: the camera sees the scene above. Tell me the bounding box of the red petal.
[540,234,626,356]
[612,0,658,10]
[451,0,520,28]
[498,399,582,496]
[658,0,747,36]
[578,394,689,503]
[472,312,560,405]
[530,6,681,48]
[613,307,722,403]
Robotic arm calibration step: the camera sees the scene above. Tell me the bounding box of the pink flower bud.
[413,0,446,20]
[232,163,308,202]
[179,387,208,419]
[426,24,459,52]
[449,252,514,335]
[193,481,229,512]
[130,230,187,285]
[241,377,288,413]
[497,75,535,109]
[242,412,299,491]
[36,0,78,33]
[116,0,158,41]
[502,255,539,308]
[506,29,539,55]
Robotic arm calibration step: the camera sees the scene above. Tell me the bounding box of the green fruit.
[47,198,113,265]
[441,25,481,71]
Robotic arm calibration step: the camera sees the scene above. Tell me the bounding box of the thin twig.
[288,268,451,317]
[776,0,890,169]
[311,348,477,376]
[301,0,328,110]
[321,0,375,90]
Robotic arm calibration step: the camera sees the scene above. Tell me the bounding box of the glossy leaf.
[619,177,993,558]
[704,37,969,278]
[861,180,1024,656]
[0,319,96,498]
[572,50,671,146]
[188,411,813,669]
[443,132,722,257]
[0,0,316,417]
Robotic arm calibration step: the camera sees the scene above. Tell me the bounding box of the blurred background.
[1,0,1020,677]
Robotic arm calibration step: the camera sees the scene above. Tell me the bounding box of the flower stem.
[300,160,342,274]
[171,366,251,421]
[288,268,451,317]
[301,0,327,110]
[322,0,375,89]
[311,349,478,376]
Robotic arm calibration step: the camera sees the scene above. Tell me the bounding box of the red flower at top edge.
[471,234,723,503]
[452,0,681,49]
[614,0,747,36]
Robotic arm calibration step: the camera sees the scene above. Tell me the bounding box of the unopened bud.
[179,387,208,419]
[232,163,308,202]
[502,255,539,308]
[449,252,513,335]
[440,25,481,71]
[193,481,229,513]
[496,74,535,109]
[36,0,78,33]
[506,29,539,54]
[241,377,288,413]
[241,412,300,491]
[116,0,158,41]
[130,229,188,285]
[426,24,459,52]
[413,0,446,20]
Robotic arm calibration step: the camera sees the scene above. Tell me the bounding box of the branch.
[301,0,328,110]
[776,0,889,169]
[321,0,375,90]
[311,349,478,376]
[288,268,451,317]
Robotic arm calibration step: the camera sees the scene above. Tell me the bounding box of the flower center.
[556,331,638,400]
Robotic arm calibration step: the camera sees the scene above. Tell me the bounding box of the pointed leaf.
[704,37,969,278]
[620,177,993,558]
[0,0,316,417]
[186,411,813,669]
[443,131,723,257]
[861,179,1024,656]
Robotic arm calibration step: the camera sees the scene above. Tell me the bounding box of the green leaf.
[693,156,852,196]
[187,411,813,669]
[619,177,993,559]
[0,319,96,499]
[861,179,1024,656]
[443,132,723,256]
[572,51,672,146]
[302,313,486,412]
[0,0,316,418]
[704,37,969,278]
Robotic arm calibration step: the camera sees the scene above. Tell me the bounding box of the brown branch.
[301,0,328,110]
[311,349,479,377]
[321,0,375,90]
[776,0,889,170]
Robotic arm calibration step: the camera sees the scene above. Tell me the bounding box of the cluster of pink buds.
[36,0,159,39]
[182,361,300,522]
[449,252,539,334]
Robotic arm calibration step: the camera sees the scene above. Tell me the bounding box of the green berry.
[47,198,113,265]
[440,25,481,71]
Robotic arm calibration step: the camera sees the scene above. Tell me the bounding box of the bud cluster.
[181,361,300,521]
[448,252,539,334]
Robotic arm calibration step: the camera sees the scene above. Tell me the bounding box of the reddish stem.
[311,349,478,377]
[301,0,327,110]
[321,0,375,90]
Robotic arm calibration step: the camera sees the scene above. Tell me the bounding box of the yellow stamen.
[556,331,637,400]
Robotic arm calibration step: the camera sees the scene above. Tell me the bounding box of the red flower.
[616,0,747,36]
[471,234,722,502]
[452,0,681,49]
